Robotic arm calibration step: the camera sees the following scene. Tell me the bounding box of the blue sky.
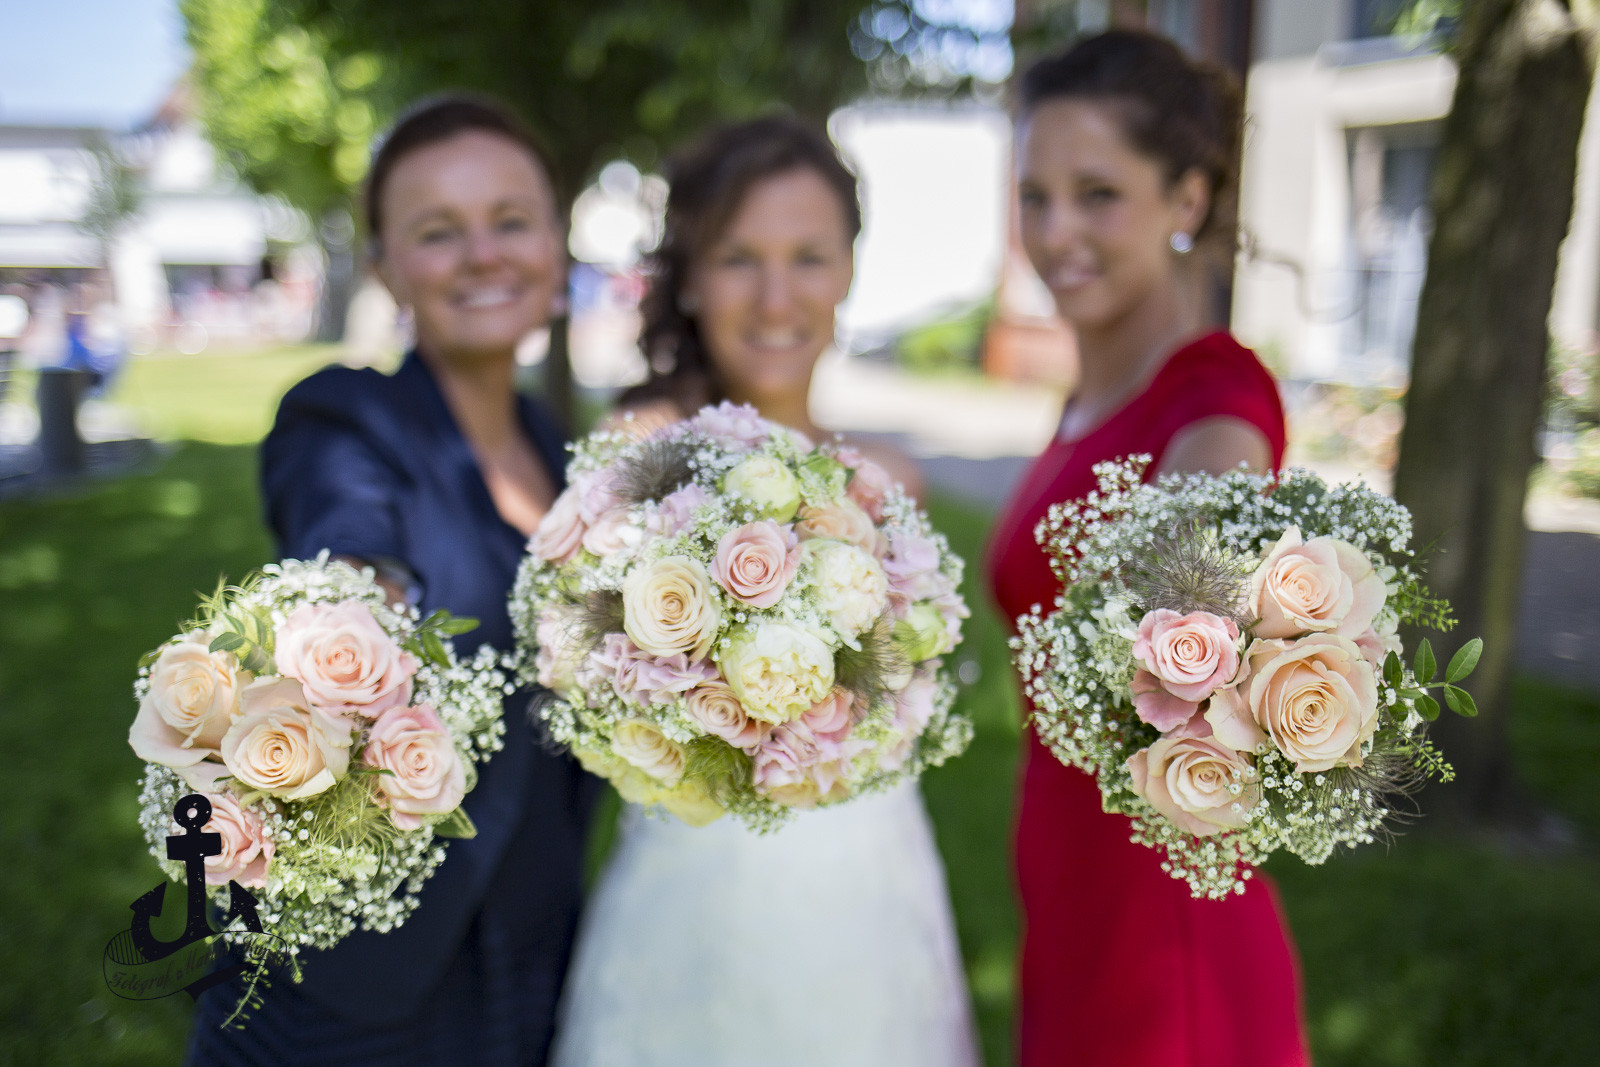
[0,0,189,128]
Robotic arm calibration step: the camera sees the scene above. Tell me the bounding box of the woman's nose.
[757,267,796,317]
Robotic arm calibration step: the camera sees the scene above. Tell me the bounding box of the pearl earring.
[1169,232,1194,255]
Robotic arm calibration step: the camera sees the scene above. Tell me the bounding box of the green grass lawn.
[2,351,1597,1064]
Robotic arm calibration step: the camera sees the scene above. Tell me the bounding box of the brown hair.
[622,115,862,412]
[1016,29,1244,244]
[363,94,557,256]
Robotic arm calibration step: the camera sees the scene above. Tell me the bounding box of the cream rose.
[1127,735,1260,837]
[623,556,721,660]
[364,703,468,830]
[805,540,890,639]
[795,498,884,555]
[716,622,836,724]
[722,455,802,522]
[710,520,802,608]
[685,681,769,749]
[1249,527,1386,639]
[129,631,251,770]
[612,720,687,784]
[1243,634,1381,772]
[221,677,351,799]
[274,601,417,717]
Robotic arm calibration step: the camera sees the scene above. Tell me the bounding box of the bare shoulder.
[838,434,926,502]
[1157,416,1272,478]
[600,398,686,439]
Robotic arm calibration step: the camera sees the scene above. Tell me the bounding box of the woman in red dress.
[985,31,1312,1066]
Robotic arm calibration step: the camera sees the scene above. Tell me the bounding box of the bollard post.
[36,366,93,478]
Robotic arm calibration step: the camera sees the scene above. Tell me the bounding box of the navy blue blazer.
[189,352,594,1063]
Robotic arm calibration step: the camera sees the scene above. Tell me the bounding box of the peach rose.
[198,788,274,888]
[710,520,802,608]
[221,677,351,799]
[1243,634,1380,772]
[274,601,417,717]
[1130,609,1241,732]
[530,486,586,564]
[834,447,894,522]
[129,631,251,770]
[1127,735,1260,837]
[685,681,769,749]
[582,506,643,558]
[622,556,721,660]
[612,720,686,784]
[1249,527,1385,639]
[716,622,836,724]
[795,498,884,556]
[364,703,467,831]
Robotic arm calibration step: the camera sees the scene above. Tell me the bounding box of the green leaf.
[1416,693,1441,721]
[1414,639,1437,685]
[420,609,450,630]
[1383,651,1403,688]
[1443,685,1479,718]
[421,630,450,668]
[1446,638,1483,683]
[242,646,271,675]
[209,632,247,653]
[432,807,477,839]
[436,616,479,636]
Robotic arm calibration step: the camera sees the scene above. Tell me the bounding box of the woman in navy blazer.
[187,96,595,1065]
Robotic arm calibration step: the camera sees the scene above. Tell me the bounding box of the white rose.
[805,540,889,639]
[716,622,836,724]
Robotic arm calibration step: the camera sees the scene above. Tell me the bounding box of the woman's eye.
[1082,186,1117,205]
[716,252,755,268]
[795,251,827,267]
[418,228,455,245]
[1019,188,1046,211]
[497,216,531,234]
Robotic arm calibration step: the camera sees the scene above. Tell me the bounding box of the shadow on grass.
[0,443,272,1065]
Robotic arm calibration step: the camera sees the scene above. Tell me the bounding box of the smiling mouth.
[1045,265,1098,291]
[746,330,809,351]
[455,286,524,310]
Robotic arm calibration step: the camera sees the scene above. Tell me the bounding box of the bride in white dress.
[551,116,979,1067]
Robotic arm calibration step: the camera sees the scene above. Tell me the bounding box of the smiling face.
[684,168,855,408]
[1016,98,1207,337]
[375,129,563,365]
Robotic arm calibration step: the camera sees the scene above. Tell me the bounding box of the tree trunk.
[314,208,359,345]
[1392,0,1596,824]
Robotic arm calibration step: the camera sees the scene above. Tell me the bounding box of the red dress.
[985,331,1311,1067]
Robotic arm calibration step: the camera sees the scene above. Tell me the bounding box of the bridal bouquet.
[511,401,972,831]
[1014,458,1481,898]
[130,555,508,952]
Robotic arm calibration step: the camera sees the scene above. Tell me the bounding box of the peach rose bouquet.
[131,554,509,958]
[511,402,972,831]
[1014,458,1482,898]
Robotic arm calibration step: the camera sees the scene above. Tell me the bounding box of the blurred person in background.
[186,95,596,1065]
[985,30,1311,1067]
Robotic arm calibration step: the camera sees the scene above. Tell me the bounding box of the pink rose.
[197,787,273,888]
[129,631,252,771]
[582,506,642,558]
[531,486,587,564]
[221,678,351,800]
[1353,625,1402,666]
[882,529,956,615]
[1130,609,1241,732]
[533,606,583,694]
[685,681,769,749]
[799,688,857,745]
[649,484,711,537]
[795,498,884,557]
[1127,735,1260,837]
[593,633,718,706]
[689,400,773,449]
[1241,633,1381,772]
[364,703,467,831]
[834,447,895,522]
[1249,527,1386,639]
[274,601,416,717]
[710,520,802,608]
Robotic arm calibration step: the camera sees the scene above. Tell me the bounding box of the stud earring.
[1169,232,1194,255]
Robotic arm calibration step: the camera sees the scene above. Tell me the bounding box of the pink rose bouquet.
[511,402,972,831]
[1014,458,1481,897]
[131,555,509,959]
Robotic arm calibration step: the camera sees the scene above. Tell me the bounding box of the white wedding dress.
[551,781,980,1066]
